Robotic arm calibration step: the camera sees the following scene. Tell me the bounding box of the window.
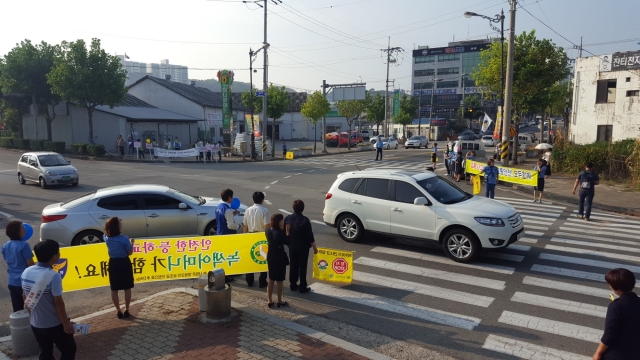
[355,179,367,195]
[142,194,183,210]
[364,179,389,199]
[596,79,617,103]
[414,82,434,90]
[437,67,459,75]
[20,155,29,163]
[28,155,37,167]
[338,178,360,193]
[395,182,425,204]
[97,195,139,210]
[61,192,96,209]
[627,90,639,97]
[596,125,613,142]
[437,81,459,89]
[626,77,631,82]
[414,69,435,77]
[416,176,470,205]
[414,55,435,64]
[437,54,460,62]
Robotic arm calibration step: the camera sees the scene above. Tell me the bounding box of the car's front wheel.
[39,177,48,189]
[442,228,480,263]
[18,173,26,185]
[71,230,104,246]
[337,214,363,243]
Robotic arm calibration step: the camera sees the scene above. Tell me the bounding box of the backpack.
[580,171,595,190]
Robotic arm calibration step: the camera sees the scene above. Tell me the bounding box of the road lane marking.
[294,173,303,175]
[558,226,638,239]
[310,220,326,226]
[520,214,557,222]
[545,245,640,263]
[307,170,315,172]
[521,218,551,226]
[510,205,564,213]
[567,214,640,225]
[530,264,639,286]
[0,211,15,218]
[271,180,278,184]
[525,231,545,237]
[308,283,482,330]
[518,238,538,244]
[497,311,602,343]
[482,252,524,262]
[538,253,640,273]
[353,257,506,290]
[354,271,494,307]
[278,209,292,215]
[0,169,15,172]
[284,176,291,178]
[507,244,531,252]
[511,292,607,318]
[495,197,565,209]
[517,210,560,218]
[482,334,591,360]
[522,276,611,298]
[264,200,272,205]
[370,247,515,275]
[551,237,640,253]
[264,186,270,189]
[570,210,622,218]
[523,225,548,231]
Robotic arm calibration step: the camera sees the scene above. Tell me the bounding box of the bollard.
[10,310,39,357]
[204,269,232,319]
[198,274,208,312]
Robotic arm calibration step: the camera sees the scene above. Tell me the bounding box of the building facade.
[411,39,491,125]
[118,56,189,86]
[570,51,640,144]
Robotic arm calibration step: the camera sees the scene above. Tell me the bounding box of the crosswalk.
[306,196,640,359]
[283,153,442,173]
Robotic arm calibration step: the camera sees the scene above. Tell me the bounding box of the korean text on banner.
[465,160,538,186]
[154,147,199,158]
[494,106,502,140]
[51,233,268,292]
[312,247,353,284]
[472,175,481,195]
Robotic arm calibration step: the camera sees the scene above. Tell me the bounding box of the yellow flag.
[312,247,353,283]
[472,175,481,195]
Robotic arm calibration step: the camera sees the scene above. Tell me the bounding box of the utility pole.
[501,0,517,166]
[428,78,443,139]
[417,83,423,136]
[381,38,403,137]
[321,79,328,153]
[262,0,268,161]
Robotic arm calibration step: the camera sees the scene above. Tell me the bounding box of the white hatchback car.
[382,138,398,150]
[404,136,429,149]
[323,170,524,263]
[481,135,495,147]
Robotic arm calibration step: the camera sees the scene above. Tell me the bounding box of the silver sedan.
[40,184,247,246]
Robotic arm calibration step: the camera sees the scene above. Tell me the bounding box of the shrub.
[86,144,106,156]
[552,139,637,179]
[0,137,15,148]
[29,139,46,151]
[13,138,31,149]
[43,141,66,153]
[71,143,89,155]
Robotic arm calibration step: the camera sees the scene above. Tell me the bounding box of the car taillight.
[325,193,332,200]
[42,214,67,223]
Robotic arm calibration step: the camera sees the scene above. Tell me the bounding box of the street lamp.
[249,44,267,160]
[428,78,443,140]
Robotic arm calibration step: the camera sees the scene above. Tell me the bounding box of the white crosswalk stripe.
[544,244,640,263]
[522,276,611,298]
[559,224,639,238]
[497,311,603,343]
[510,292,607,318]
[531,264,609,283]
[482,335,591,360]
[507,244,531,252]
[551,237,640,253]
[494,197,566,209]
[538,253,640,273]
[558,227,638,240]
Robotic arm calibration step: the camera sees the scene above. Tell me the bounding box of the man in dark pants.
[22,240,77,360]
[374,136,383,161]
[243,192,270,288]
[285,200,318,294]
[572,162,599,221]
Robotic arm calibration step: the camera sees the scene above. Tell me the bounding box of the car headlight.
[474,217,505,227]
[46,171,57,176]
[73,169,78,174]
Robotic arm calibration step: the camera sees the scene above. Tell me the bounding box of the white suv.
[322,169,524,263]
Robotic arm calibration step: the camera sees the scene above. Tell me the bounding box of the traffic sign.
[332,258,348,274]
[422,107,431,112]
[256,91,266,97]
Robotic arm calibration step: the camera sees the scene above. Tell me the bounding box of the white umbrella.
[535,143,553,150]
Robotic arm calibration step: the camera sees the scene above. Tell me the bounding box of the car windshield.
[381,138,389,142]
[38,154,69,167]
[61,192,96,209]
[416,176,472,205]
[167,188,201,205]
[409,136,420,140]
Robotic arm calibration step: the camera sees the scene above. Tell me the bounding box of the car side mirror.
[178,203,188,210]
[414,197,430,206]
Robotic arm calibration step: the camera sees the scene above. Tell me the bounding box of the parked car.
[322,170,524,263]
[527,120,536,126]
[40,184,247,246]
[326,131,363,147]
[18,152,79,189]
[457,130,477,140]
[481,135,495,147]
[404,135,429,149]
[382,138,398,150]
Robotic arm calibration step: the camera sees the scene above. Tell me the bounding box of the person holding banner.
[265,214,290,308]
[285,200,318,294]
[21,240,77,360]
[104,217,135,319]
[2,221,35,312]
[173,137,181,151]
[480,158,499,199]
[244,191,270,288]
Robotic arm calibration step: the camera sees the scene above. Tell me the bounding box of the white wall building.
[118,56,189,86]
[570,51,640,144]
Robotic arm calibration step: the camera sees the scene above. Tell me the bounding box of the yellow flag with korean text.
[312,247,354,284]
[472,175,481,195]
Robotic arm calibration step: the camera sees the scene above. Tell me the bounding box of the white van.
[453,140,486,158]
[517,134,534,146]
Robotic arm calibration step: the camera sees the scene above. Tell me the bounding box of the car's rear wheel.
[204,221,217,236]
[71,230,104,246]
[337,214,363,243]
[39,177,47,189]
[442,228,480,263]
[395,144,398,149]
[18,173,26,184]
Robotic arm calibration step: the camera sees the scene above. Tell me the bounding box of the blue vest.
[215,202,232,235]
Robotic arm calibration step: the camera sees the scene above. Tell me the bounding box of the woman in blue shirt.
[2,221,34,312]
[104,217,135,319]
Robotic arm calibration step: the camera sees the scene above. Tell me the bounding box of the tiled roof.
[130,76,224,108]
[118,93,156,108]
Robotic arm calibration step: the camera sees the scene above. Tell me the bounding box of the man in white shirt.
[243,191,270,287]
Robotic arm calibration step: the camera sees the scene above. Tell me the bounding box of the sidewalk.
[0,288,390,360]
[499,174,640,216]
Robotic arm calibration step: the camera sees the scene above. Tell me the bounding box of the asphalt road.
[0,146,637,360]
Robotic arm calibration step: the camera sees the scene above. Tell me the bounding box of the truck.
[325,131,363,147]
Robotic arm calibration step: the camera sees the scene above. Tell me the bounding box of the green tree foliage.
[457,95,484,120]
[2,107,22,134]
[300,91,330,153]
[393,111,413,139]
[365,92,385,134]
[395,94,417,139]
[0,40,62,140]
[48,38,127,142]
[336,99,366,149]
[240,87,262,158]
[264,84,290,156]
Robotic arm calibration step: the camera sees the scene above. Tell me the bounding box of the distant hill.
[190,78,297,93]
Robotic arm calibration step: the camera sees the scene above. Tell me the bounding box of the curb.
[0,287,392,360]
[500,182,640,217]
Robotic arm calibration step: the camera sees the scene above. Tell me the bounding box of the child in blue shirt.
[533,159,548,203]
[2,221,34,312]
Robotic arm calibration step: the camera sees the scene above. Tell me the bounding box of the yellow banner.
[312,247,353,284]
[52,233,268,292]
[472,175,481,195]
[465,160,538,186]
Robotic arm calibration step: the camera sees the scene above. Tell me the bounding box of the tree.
[300,91,330,153]
[241,87,263,159]
[393,110,413,139]
[336,99,366,149]
[48,38,127,142]
[396,94,417,139]
[0,40,62,140]
[264,84,290,156]
[1,107,22,134]
[365,92,385,134]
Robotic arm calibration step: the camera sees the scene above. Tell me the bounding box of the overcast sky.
[2,0,639,92]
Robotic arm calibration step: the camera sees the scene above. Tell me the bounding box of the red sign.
[332,258,348,274]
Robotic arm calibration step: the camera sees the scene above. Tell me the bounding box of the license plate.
[516,231,524,240]
[62,176,70,181]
